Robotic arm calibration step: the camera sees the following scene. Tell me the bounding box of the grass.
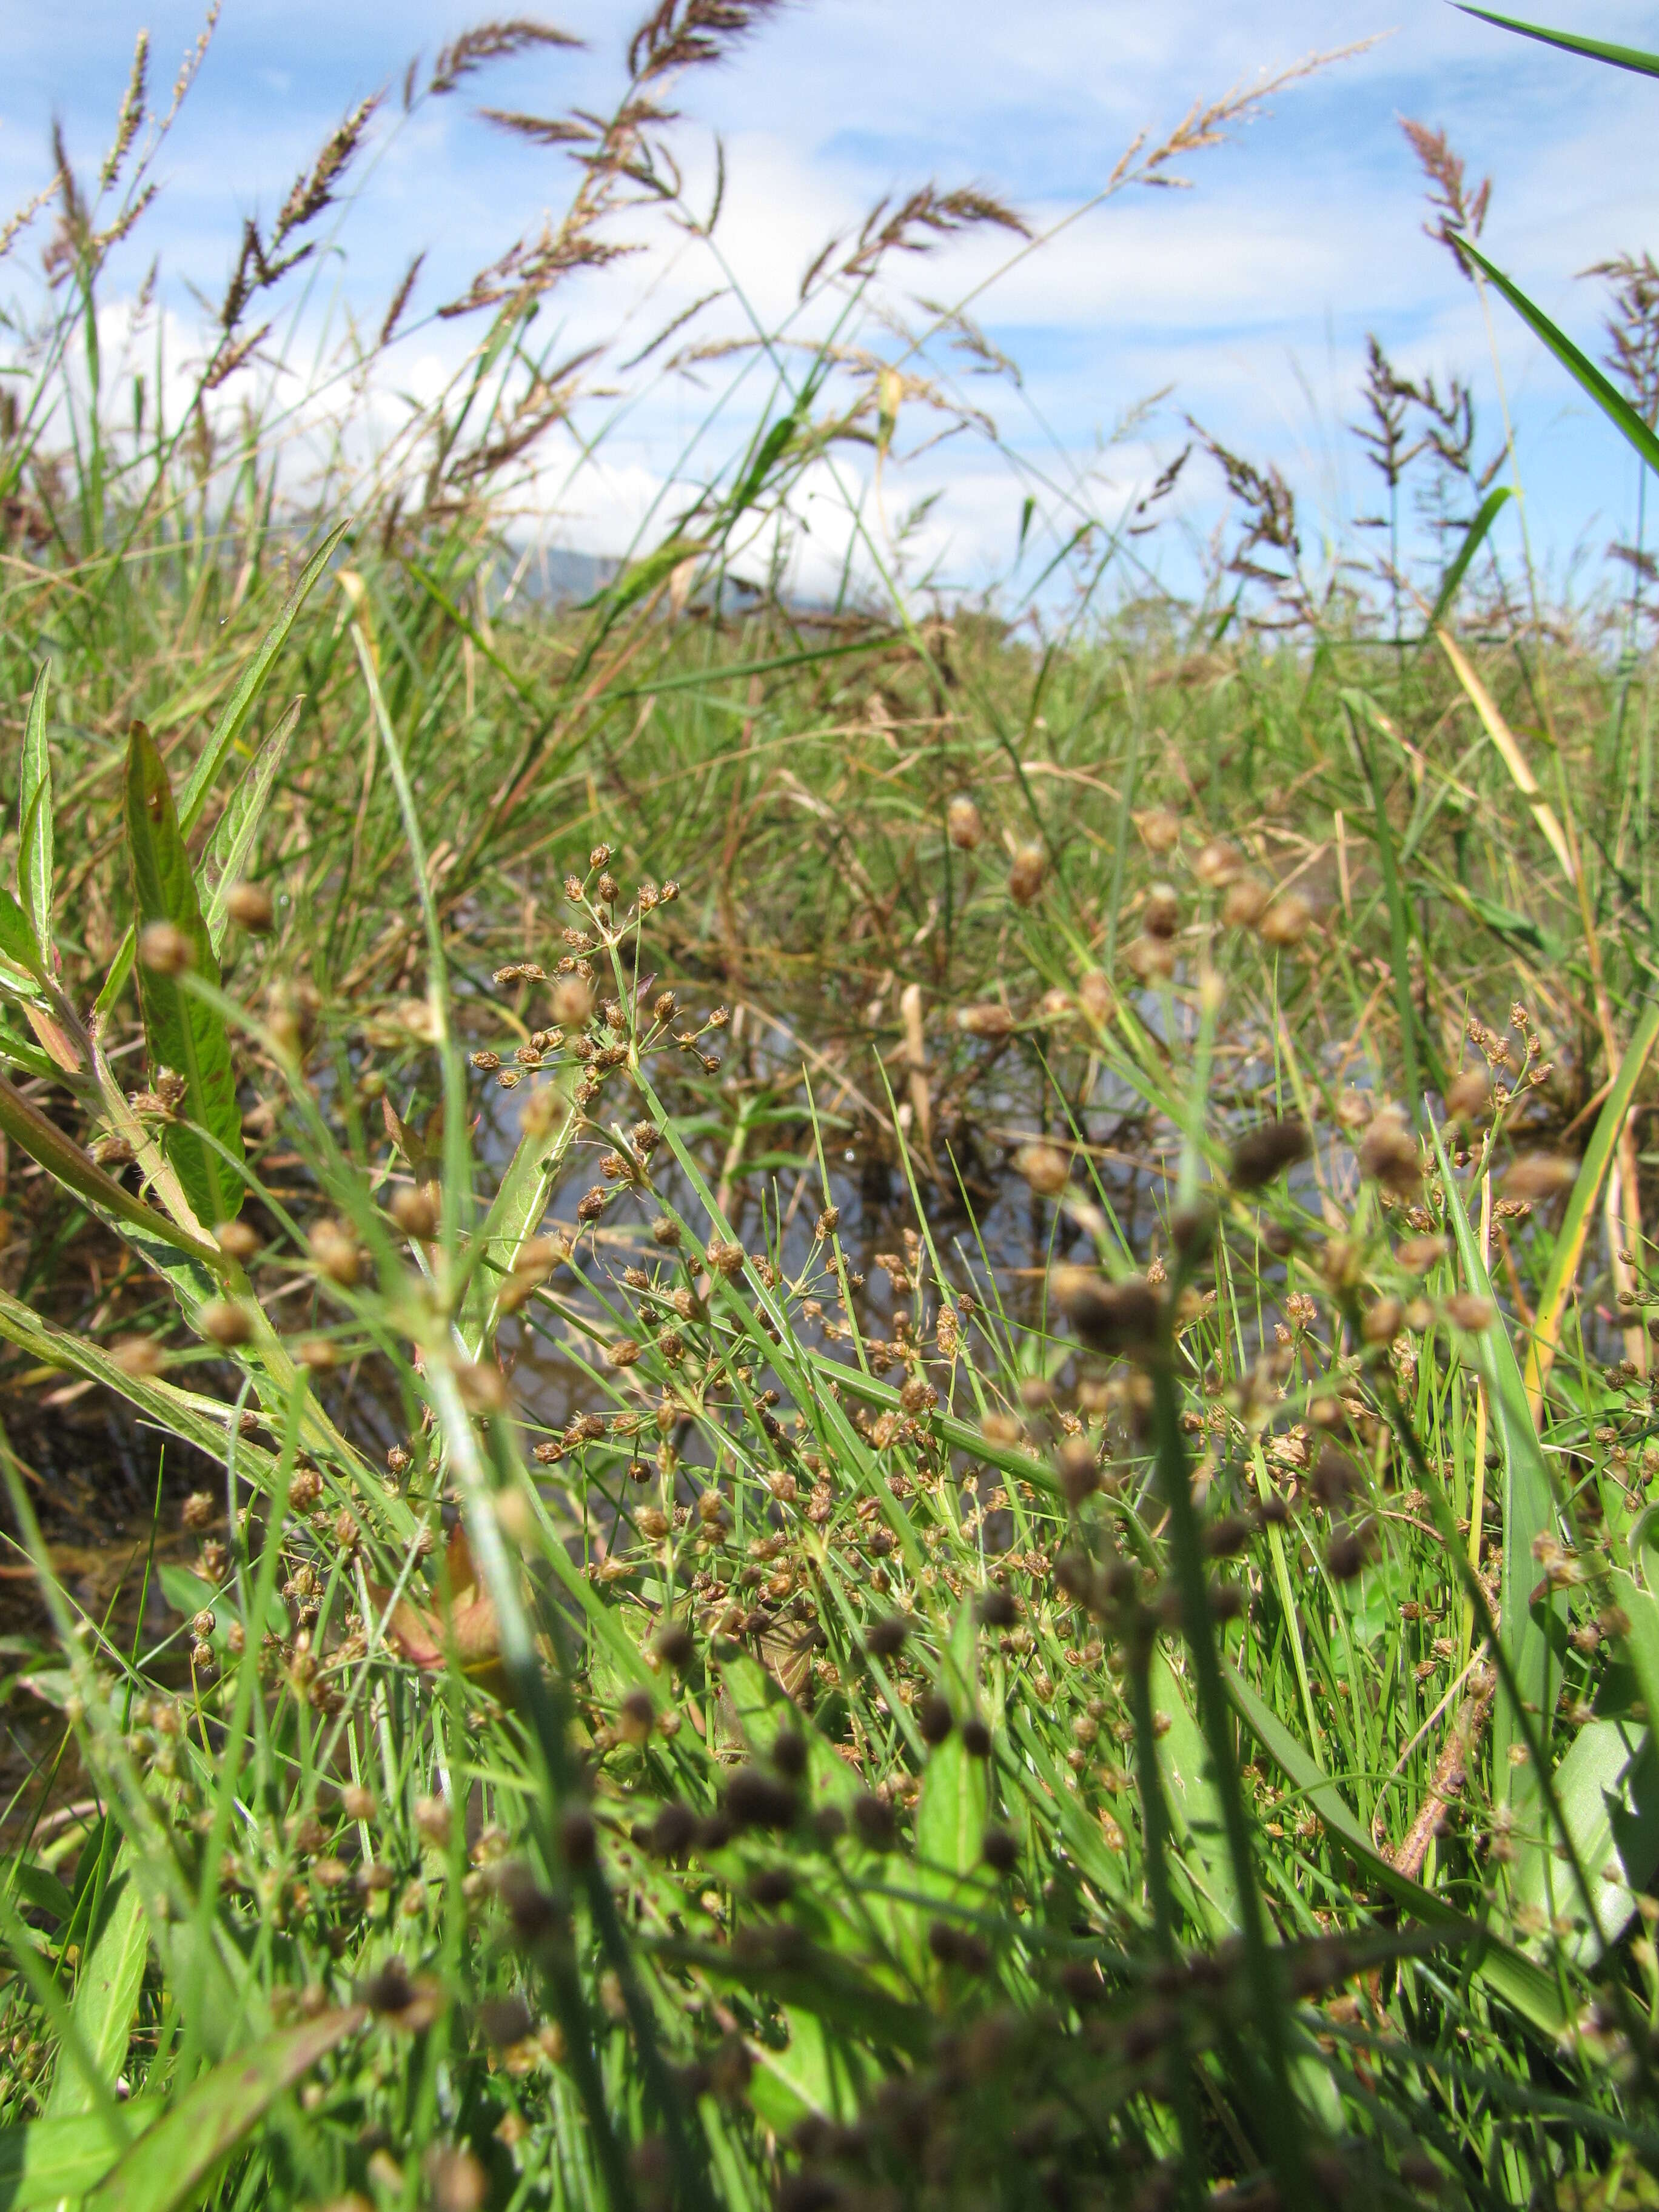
[2,6,1659,2210]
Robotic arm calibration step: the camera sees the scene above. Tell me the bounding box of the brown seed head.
[1142,883,1181,939]
[199,1299,253,1348]
[1444,1293,1495,1332]
[1136,805,1182,856]
[139,920,193,975]
[1358,1109,1421,1202]
[215,1217,259,1262]
[1050,1266,1162,1359]
[956,1002,1015,1039]
[1445,1068,1492,1124]
[1258,892,1313,947]
[552,977,593,1029]
[390,1184,440,1239]
[1193,838,1244,888]
[226,882,274,934]
[1504,1154,1577,1202]
[1008,843,1045,905]
[1078,969,1114,1026]
[307,1219,360,1287]
[947,794,984,850]
[1229,1116,1310,1193]
[1222,876,1270,928]
[1015,1142,1070,1198]
[113,1333,166,1378]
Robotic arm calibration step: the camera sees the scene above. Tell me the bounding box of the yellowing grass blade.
[1435,626,1576,885]
[1524,1000,1659,1421]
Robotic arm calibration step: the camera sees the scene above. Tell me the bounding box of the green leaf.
[0,2103,163,2211]
[84,2008,363,2212]
[1225,1663,1569,2035]
[456,1083,580,1359]
[177,521,348,837]
[0,1075,220,1265]
[199,698,300,959]
[1459,237,1659,480]
[915,1603,989,1886]
[0,885,45,985]
[18,663,52,970]
[1512,1717,1659,1963]
[43,1858,149,2120]
[125,722,244,1230]
[1430,1120,1561,1823]
[1153,1645,1241,1939]
[1456,4,1659,77]
[8,1861,74,1922]
[1418,483,1511,648]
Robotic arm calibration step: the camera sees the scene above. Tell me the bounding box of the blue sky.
[5,1,1658,609]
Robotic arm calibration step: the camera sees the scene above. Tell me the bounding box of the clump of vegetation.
[4,6,1659,2210]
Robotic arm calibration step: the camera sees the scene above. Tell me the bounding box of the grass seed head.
[226,881,274,933]
[946,794,984,850]
[957,1002,1016,1039]
[1050,1266,1161,1359]
[215,1217,259,1262]
[199,1298,252,1347]
[1222,876,1270,928]
[113,1333,166,1377]
[1015,1142,1070,1196]
[1228,1116,1310,1191]
[1008,843,1045,905]
[1504,1153,1577,1202]
[138,919,193,974]
[1136,805,1182,856]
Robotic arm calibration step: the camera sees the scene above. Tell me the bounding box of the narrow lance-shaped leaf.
[84,2007,364,2212]
[19,662,52,970]
[0,1073,219,1265]
[1456,4,1659,78]
[94,519,348,1022]
[1459,236,1659,481]
[125,722,244,1228]
[199,695,300,957]
[42,1857,149,2122]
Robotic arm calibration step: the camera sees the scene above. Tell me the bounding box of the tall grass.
[2,7,1659,2211]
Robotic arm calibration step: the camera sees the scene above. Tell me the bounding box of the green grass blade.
[176,520,349,837]
[1225,1663,1569,2034]
[1429,1119,1561,1823]
[1456,4,1659,76]
[83,2008,364,2212]
[0,1073,218,1265]
[42,1853,149,2120]
[199,697,301,958]
[1524,1000,1659,1417]
[1460,236,1659,479]
[18,663,52,970]
[1415,483,1512,651]
[125,722,245,1229]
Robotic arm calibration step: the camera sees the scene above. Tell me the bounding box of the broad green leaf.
[44,1858,149,2120]
[0,1074,220,1265]
[0,2103,162,2211]
[1225,1663,1569,2035]
[84,2008,364,2212]
[1459,237,1659,481]
[125,722,244,1228]
[1512,1717,1659,1963]
[177,520,348,836]
[746,2008,873,2136]
[1430,1120,1561,1825]
[0,886,45,985]
[1456,4,1659,77]
[1153,1645,1241,1939]
[916,1604,988,1885]
[8,1861,73,1922]
[199,697,300,958]
[1417,483,1511,649]
[18,663,52,969]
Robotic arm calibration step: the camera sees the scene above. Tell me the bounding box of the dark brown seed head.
[918,1692,954,1746]
[1049,1267,1161,1358]
[1228,1116,1310,1192]
[960,1715,993,1759]
[851,1792,896,1850]
[981,1825,1019,1875]
[557,1807,596,1869]
[863,1614,910,1659]
[724,1766,797,1831]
